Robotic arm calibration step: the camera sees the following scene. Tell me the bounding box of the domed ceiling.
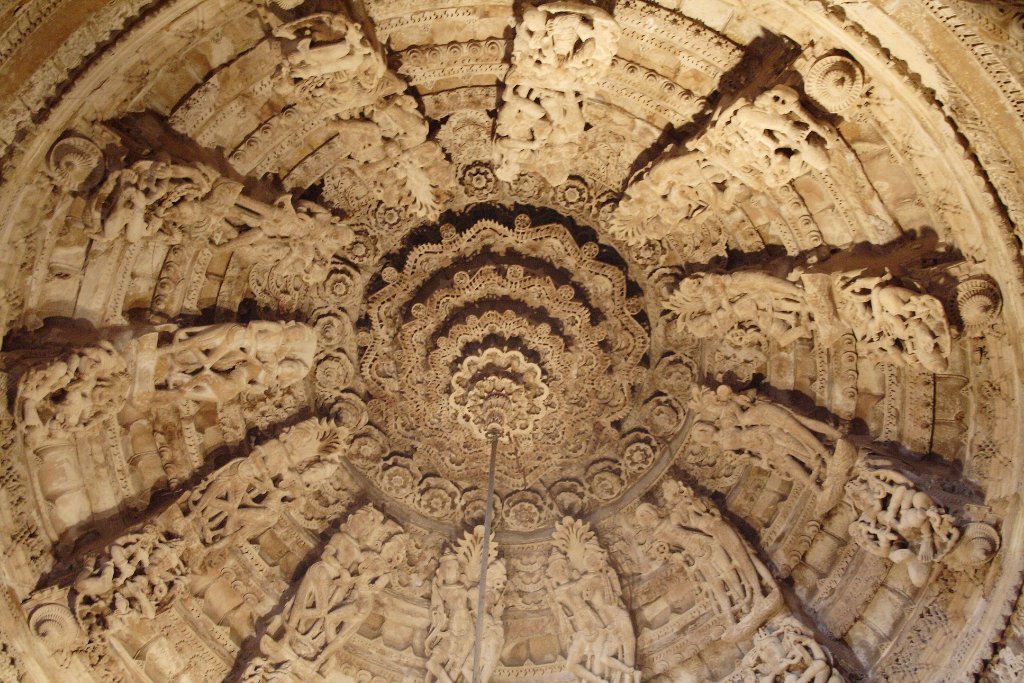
[0,1,1022,682]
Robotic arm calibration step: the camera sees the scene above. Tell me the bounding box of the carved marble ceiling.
[0,0,1022,682]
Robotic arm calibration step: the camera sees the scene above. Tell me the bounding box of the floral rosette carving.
[586,459,625,502]
[347,425,389,469]
[550,479,587,516]
[643,394,686,438]
[462,487,504,526]
[449,348,551,440]
[622,431,658,474]
[418,477,462,520]
[504,490,550,531]
[379,454,419,500]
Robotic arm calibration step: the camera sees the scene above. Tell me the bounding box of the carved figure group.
[663,269,951,373]
[512,2,620,88]
[494,86,585,185]
[187,418,344,555]
[322,94,452,223]
[274,13,385,100]
[740,616,845,683]
[16,342,129,446]
[830,270,950,373]
[495,2,619,185]
[251,505,408,679]
[611,86,831,248]
[74,530,187,631]
[667,272,811,346]
[696,86,831,192]
[610,151,732,246]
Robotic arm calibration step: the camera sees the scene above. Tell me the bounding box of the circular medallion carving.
[804,54,865,113]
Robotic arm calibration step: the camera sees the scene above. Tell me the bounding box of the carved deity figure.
[248,197,354,287]
[187,458,288,551]
[85,160,242,245]
[634,481,781,641]
[845,466,960,587]
[546,517,639,683]
[661,268,949,373]
[74,529,187,631]
[688,385,855,514]
[16,342,129,446]
[249,506,408,679]
[830,270,950,373]
[154,321,316,403]
[319,94,452,223]
[425,526,506,683]
[740,616,845,683]
[273,13,384,100]
[697,86,831,192]
[667,272,811,347]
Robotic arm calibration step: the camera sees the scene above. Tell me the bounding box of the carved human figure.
[546,518,640,683]
[17,342,129,446]
[425,527,506,683]
[425,555,474,683]
[740,616,845,683]
[634,482,780,640]
[187,458,288,551]
[274,13,384,96]
[845,467,960,587]
[155,321,316,403]
[689,385,854,512]
[663,268,949,373]
[830,270,950,373]
[610,152,734,246]
[495,2,618,185]
[185,419,344,559]
[494,85,584,184]
[86,160,242,245]
[317,93,453,222]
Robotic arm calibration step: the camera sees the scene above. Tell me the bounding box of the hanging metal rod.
[472,430,499,683]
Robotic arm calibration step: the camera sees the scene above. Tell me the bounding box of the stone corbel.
[14,341,130,543]
[664,267,952,373]
[612,76,900,254]
[494,2,621,186]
